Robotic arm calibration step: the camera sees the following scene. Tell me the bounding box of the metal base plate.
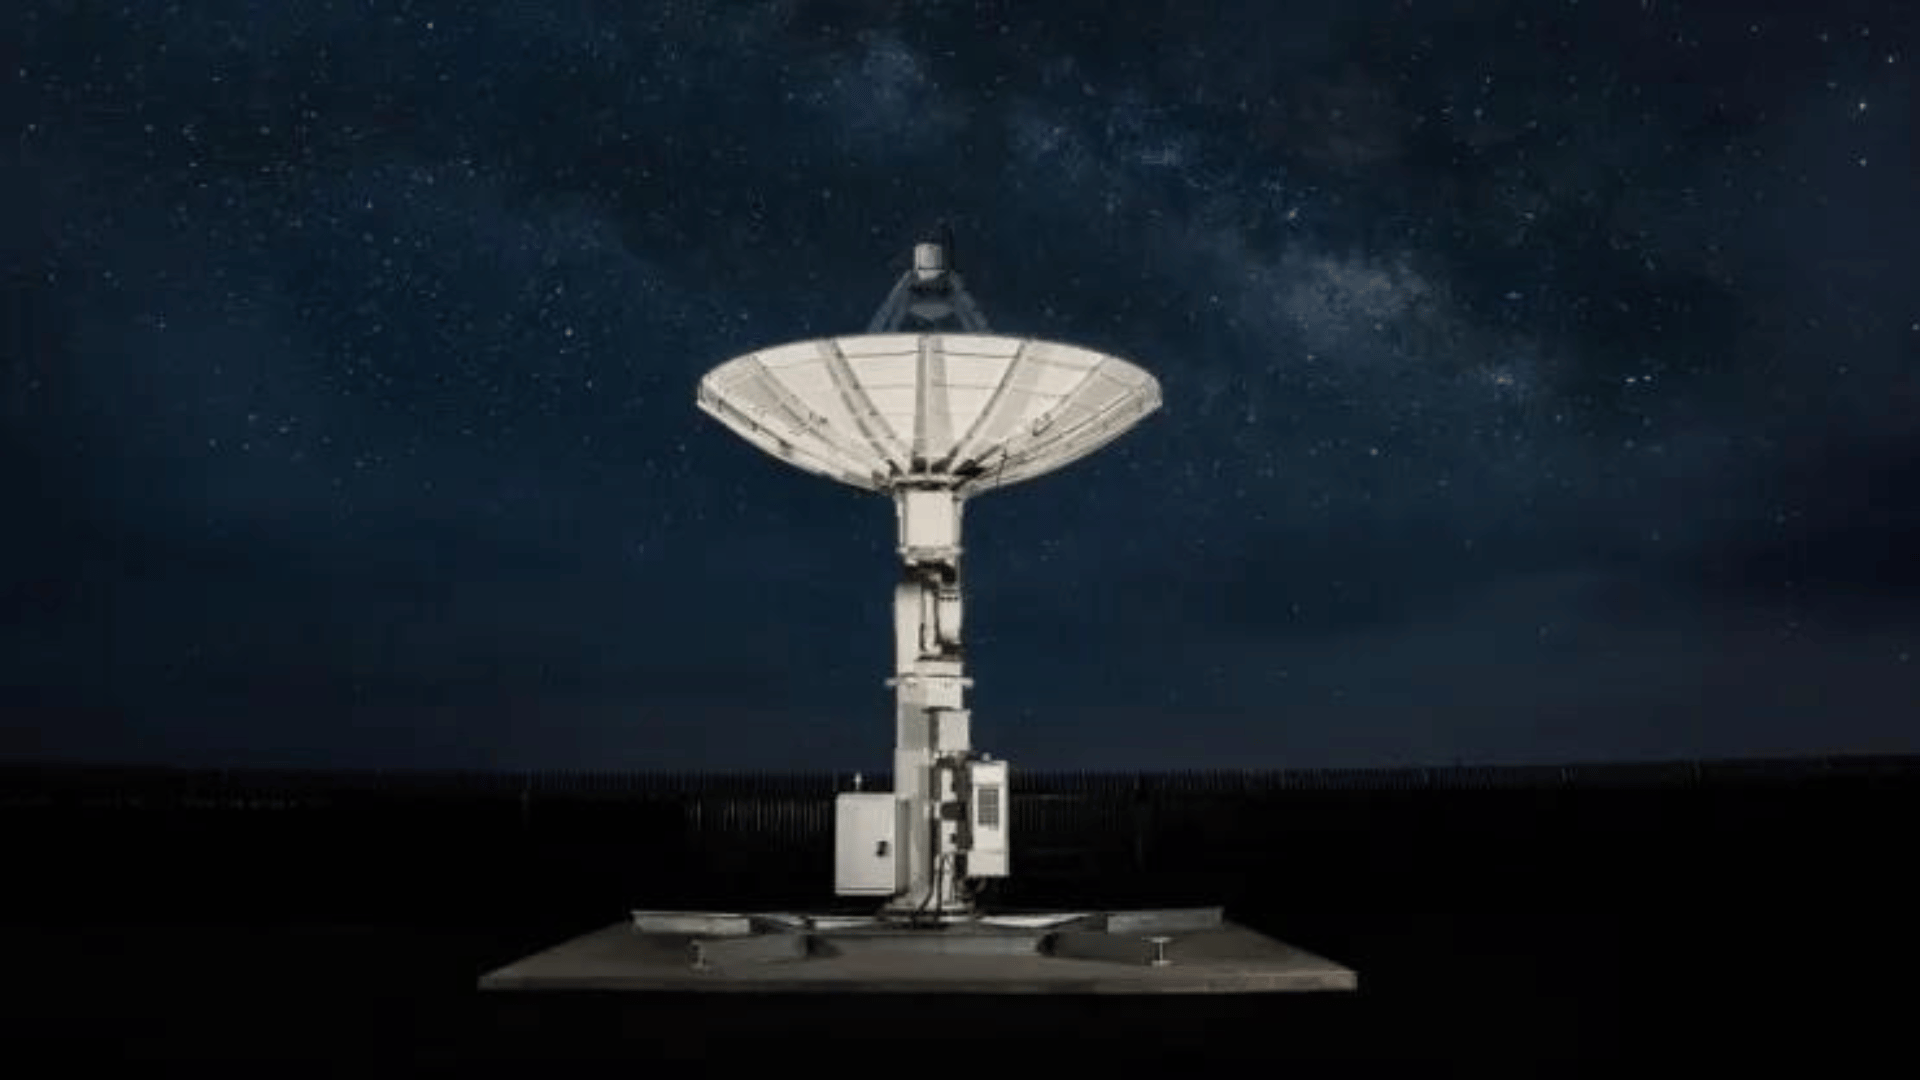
[479,908,1357,994]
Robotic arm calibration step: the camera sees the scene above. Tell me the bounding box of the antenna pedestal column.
[883,487,980,919]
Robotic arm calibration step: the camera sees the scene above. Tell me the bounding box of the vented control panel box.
[967,759,1008,879]
[835,793,903,896]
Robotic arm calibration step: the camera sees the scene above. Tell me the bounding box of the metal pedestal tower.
[695,227,1162,921]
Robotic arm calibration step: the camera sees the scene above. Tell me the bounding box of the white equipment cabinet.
[967,759,1008,879]
[834,793,902,896]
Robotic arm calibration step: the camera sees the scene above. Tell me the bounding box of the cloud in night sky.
[2,0,1916,771]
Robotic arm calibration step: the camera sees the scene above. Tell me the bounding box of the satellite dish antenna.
[483,232,1350,992]
[696,231,1162,922]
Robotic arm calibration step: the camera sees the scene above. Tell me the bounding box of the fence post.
[1132,774,1149,873]
[519,774,532,836]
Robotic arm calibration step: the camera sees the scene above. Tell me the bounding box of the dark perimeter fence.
[2,756,1914,925]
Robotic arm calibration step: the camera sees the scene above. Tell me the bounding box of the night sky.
[3,1,1916,772]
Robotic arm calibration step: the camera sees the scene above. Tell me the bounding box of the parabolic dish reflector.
[696,334,1161,496]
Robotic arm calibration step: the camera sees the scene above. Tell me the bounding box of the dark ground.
[1,762,1911,1073]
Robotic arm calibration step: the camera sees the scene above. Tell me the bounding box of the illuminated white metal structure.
[479,230,1355,992]
[696,228,1162,920]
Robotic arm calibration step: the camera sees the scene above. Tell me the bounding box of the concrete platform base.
[478,908,1358,994]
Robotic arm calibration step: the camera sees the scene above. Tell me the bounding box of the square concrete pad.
[479,919,1358,994]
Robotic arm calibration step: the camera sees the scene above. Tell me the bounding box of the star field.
[2,0,1915,770]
